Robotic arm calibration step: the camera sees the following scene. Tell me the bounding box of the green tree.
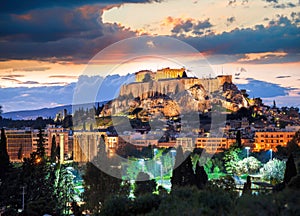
[134,172,157,197]
[224,144,242,175]
[260,158,286,184]
[54,164,75,214]
[0,128,10,180]
[236,156,262,175]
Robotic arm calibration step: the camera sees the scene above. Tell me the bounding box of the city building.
[176,137,194,152]
[253,130,296,152]
[5,130,33,162]
[195,137,252,154]
[73,132,117,162]
[4,127,70,163]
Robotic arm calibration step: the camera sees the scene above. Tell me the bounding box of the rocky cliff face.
[99,75,248,118]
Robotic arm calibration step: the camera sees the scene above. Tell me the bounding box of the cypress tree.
[50,135,57,163]
[181,155,196,187]
[36,128,46,159]
[83,135,122,213]
[17,145,23,160]
[171,146,197,189]
[195,163,208,189]
[284,154,297,184]
[171,146,184,189]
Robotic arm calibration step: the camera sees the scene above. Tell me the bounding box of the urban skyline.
[0,0,300,112]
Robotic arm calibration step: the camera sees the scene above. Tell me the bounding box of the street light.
[245,147,250,158]
[139,159,145,172]
[153,148,158,157]
[156,161,163,186]
[269,149,272,161]
[170,149,176,167]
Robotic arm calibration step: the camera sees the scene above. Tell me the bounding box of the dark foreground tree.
[0,128,10,180]
[50,134,57,163]
[134,172,157,197]
[171,146,203,190]
[284,154,297,184]
[195,163,208,189]
[21,129,56,215]
[171,145,184,189]
[82,136,122,214]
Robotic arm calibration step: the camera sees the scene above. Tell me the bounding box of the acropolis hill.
[119,67,233,99]
[101,67,249,118]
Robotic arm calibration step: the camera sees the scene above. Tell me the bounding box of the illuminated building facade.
[5,127,70,162]
[73,132,118,162]
[195,137,251,154]
[5,130,33,162]
[253,131,296,152]
[135,67,186,82]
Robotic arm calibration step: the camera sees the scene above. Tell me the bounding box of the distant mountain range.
[2,105,73,120]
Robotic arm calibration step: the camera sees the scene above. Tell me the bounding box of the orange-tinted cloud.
[238,52,288,62]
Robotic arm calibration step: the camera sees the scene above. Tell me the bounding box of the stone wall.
[119,75,232,99]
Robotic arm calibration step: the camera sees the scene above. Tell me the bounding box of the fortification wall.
[119,76,231,99]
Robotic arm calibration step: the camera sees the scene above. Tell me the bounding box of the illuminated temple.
[135,67,186,82]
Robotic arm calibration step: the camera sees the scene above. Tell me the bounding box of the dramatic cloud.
[273,3,297,9]
[0,0,165,62]
[0,0,163,13]
[180,15,300,58]
[170,18,213,36]
[238,52,288,63]
[0,6,137,61]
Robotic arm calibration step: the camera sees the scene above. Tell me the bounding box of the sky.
[0,0,299,112]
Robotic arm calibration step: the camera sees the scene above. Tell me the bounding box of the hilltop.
[98,68,249,121]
